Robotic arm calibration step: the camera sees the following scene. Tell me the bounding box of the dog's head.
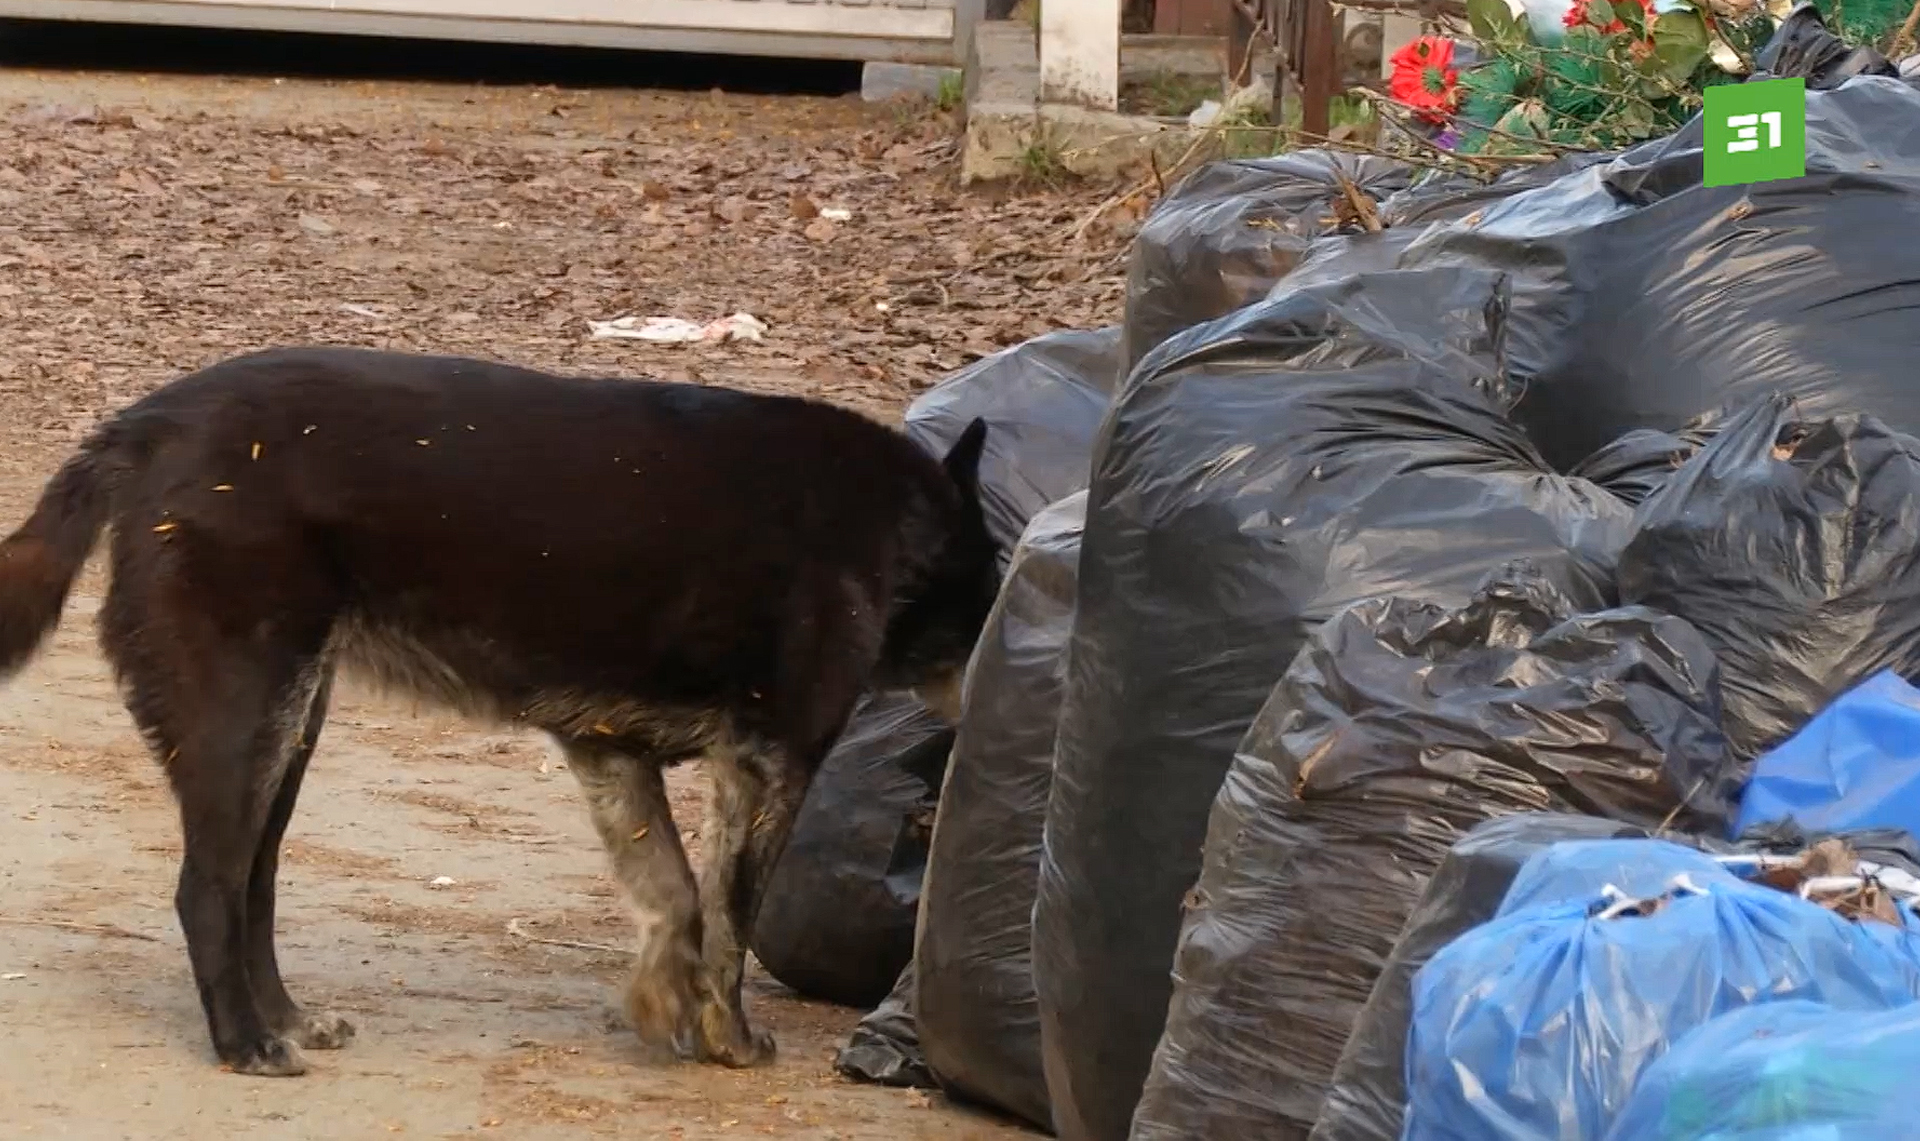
[881,418,1000,722]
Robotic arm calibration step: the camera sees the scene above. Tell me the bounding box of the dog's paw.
[288,1011,355,1051]
[221,1035,309,1077]
[695,1007,776,1069]
[623,969,698,1061]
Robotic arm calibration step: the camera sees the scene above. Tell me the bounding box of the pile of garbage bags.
[761,16,1920,1141]
[752,326,1118,1009]
[1037,264,1632,1141]
[1128,567,1741,1141]
[1405,839,1920,1141]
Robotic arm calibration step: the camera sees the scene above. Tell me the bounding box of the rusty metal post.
[1298,0,1337,138]
[1227,0,1259,86]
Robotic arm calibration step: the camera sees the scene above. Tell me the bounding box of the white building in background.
[0,0,984,66]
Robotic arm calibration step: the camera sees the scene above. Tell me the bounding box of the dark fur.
[0,346,997,1076]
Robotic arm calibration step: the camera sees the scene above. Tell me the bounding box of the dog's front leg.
[563,742,702,1061]
[692,742,810,1067]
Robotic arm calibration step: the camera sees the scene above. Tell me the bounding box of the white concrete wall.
[1039,0,1122,109]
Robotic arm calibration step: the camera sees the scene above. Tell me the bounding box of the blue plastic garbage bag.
[1605,1000,1920,1141]
[1403,839,1920,1141]
[1498,837,1734,913]
[1733,668,1920,842]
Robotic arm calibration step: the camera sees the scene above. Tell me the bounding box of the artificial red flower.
[1388,35,1461,125]
[1563,0,1657,34]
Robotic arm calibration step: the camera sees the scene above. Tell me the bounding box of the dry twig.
[505,917,631,957]
[1893,0,1920,60]
[0,916,161,942]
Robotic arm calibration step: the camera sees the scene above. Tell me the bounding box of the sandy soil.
[0,43,1133,1141]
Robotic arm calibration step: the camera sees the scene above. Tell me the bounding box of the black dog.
[0,346,996,1077]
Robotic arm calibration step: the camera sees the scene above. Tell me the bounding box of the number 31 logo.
[1704,79,1807,188]
[1726,111,1783,153]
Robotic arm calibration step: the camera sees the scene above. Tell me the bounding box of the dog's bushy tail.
[0,427,126,677]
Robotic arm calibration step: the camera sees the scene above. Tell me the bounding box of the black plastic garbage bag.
[1384,79,1920,470]
[835,962,935,1089]
[1755,2,1898,88]
[906,326,1122,557]
[1738,818,1920,878]
[1617,394,1920,760]
[1033,266,1635,1141]
[1121,150,1414,372]
[1566,416,1718,506]
[1308,815,1649,1141]
[752,692,951,1007]
[1130,570,1738,1141]
[754,327,1121,1008]
[1281,153,1617,292]
[916,491,1086,1132]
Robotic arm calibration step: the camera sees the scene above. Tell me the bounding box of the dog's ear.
[941,418,989,501]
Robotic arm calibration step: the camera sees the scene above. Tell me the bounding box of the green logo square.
[1703,78,1807,188]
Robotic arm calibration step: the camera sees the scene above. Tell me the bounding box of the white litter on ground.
[587,312,768,345]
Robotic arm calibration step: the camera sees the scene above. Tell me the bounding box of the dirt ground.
[0,43,1134,1141]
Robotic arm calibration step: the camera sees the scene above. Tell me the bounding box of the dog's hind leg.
[101,530,338,1077]
[562,741,702,1060]
[691,740,812,1067]
[244,672,354,1052]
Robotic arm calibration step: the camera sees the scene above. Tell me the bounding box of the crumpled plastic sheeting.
[1131,569,1739,1141]
[1120,150,1414,373]
[1033,265,1634,1141]
[834,962,934,1089]
[1404,839,1920,1141]
[1618,394,1920,761]
[1753,3,1899,89]
[915,492,1085,1132]
[1605,999,1920,1141]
